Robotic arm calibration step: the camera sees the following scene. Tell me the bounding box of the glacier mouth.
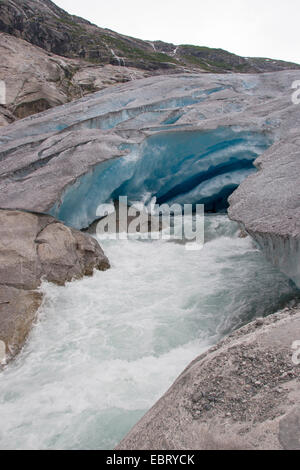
[0,70,300,283]
[50,128,272,229]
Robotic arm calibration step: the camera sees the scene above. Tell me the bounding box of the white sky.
[54,0,300,64]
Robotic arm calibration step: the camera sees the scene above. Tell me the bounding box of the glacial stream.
[0,215,299,450]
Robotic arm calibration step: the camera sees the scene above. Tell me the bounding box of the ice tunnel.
[50,127,273,229]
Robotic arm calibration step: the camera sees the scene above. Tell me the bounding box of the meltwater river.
[0,215,298,449]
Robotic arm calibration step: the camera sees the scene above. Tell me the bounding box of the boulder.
[0,209,109,362]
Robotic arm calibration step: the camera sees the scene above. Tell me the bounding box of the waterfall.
[111,49,126,67]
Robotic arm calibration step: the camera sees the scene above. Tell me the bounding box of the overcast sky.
[54,0,300,64]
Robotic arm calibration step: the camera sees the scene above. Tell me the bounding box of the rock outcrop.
[0,32,150,126]
[117,307,300,450]
[0,209,109,363]
[0,31,80,123]
[0,0,178,70]
[1,0,300,125]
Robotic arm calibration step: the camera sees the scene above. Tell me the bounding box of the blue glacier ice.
[50,128,272,229]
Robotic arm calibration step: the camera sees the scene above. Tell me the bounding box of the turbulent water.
[0,215,298,450]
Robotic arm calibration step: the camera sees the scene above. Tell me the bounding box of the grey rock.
[0,105,14,126]
[0,32,150,126]
[0,285,42,360]
[0,0,177,71]
[0,209,109,362]
[0,32,77,122]
[117,307,300,450]
[279,407,300,450]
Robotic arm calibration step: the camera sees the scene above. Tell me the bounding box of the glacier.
[49,128,272,228]
[0,71,300,284]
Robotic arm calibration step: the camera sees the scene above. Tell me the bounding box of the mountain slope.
[1,0,300,126]
[1,0,300,73]
[0,31,151,126]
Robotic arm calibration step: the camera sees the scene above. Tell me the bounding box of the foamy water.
[0,216,298,449]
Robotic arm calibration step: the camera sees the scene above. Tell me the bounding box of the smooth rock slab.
[117,307,300,450]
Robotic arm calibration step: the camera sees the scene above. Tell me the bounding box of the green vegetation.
[56,16,86,33]
[98,34,179,65]
[179,53,231,71]
[2,0,299,73]
[176,45,251,71]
